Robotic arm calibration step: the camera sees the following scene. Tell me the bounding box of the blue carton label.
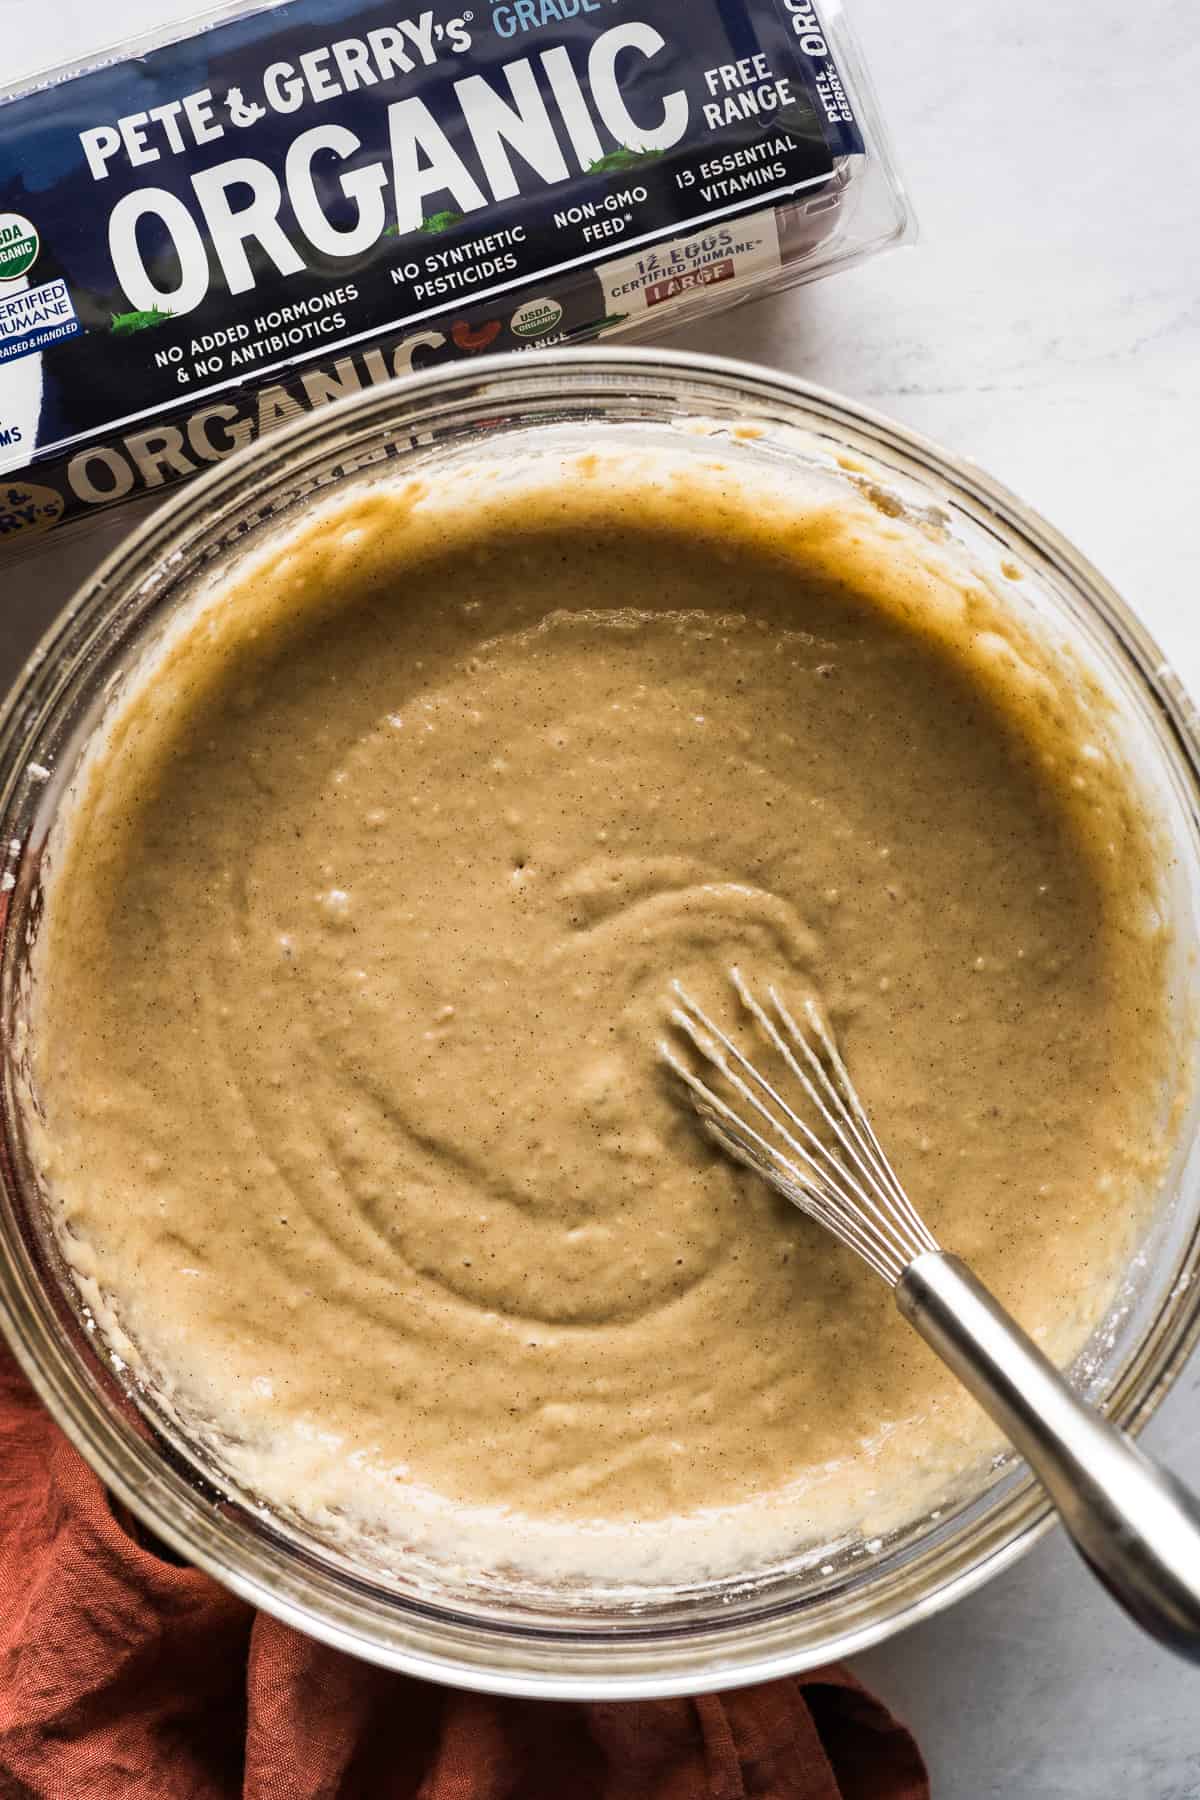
[0,0,863,542]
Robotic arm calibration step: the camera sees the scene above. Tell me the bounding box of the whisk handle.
[897,1250,1200,1662]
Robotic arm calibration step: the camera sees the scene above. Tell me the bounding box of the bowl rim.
[2,345,1200,1698]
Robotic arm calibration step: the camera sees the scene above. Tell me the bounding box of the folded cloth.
[0,1345,928,1800]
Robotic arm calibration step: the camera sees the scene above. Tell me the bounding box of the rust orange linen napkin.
[0,1346,928,1800]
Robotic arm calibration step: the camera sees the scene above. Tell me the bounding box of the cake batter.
[28,449,1175,1584]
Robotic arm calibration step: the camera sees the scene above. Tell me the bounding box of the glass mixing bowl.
[2,349,1199,1698]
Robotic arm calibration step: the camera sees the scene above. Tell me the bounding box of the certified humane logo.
[0,213,40,281]
[510,296,564,340]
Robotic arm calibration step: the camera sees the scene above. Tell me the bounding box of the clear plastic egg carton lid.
[0,0,910,558]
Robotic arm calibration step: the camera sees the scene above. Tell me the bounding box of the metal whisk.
[663,969,1200,1662]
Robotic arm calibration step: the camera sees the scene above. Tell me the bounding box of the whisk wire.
[668,996,877,1214]
[729,973,924,1257]
[661,1033,907,1283]
[770,987,937,1260]
[662,971,938,1286]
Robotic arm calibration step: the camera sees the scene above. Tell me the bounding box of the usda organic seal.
[0,214,39,281]
[510,297,564,340]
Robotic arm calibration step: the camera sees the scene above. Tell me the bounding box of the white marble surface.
[3,0,1200,1791]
